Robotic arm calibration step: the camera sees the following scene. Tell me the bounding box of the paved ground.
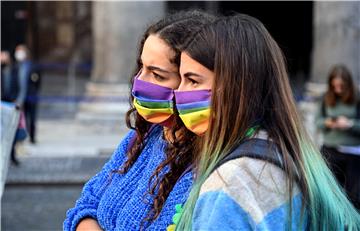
[19,119,127,157]
[1,72,131,231]
[2,185,83,231]
[2,155,109,231]
[6,156,110,184]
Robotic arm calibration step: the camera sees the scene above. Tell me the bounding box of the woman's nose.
[138,71,149,82]
[177,81,188,91]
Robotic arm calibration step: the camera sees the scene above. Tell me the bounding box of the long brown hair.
[325,65,356,107]
[119,10,216,223]
[183,13,303,211]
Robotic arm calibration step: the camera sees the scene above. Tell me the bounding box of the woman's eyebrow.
[141,55,178,74]
[148,65,179,75]
[148,65,171,73]
[184,72,204,79]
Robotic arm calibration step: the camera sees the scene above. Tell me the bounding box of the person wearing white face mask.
[14,45,31,107]
[14,44,40,144]
[15,48,27,62]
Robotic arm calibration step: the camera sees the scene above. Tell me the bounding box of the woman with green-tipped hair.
[171,14,360,230]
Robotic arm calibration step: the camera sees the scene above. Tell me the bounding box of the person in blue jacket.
[14,44,41,144]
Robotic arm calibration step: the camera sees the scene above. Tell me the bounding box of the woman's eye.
[153,72,166,81]
[188,78,198,85]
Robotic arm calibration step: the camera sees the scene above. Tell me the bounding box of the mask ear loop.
[132,69,143,108]
[134,68,143,79]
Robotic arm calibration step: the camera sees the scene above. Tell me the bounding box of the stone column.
[78,2,165,120]
[311,2,360,85]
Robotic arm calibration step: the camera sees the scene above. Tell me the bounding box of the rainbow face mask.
[174,89,211,135]
[132,77,174,124]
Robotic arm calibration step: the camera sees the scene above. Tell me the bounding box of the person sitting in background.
[315,64,360,209]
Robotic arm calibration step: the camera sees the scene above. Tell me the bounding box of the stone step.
[6,156,110,185]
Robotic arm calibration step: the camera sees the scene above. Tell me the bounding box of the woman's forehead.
[141,35,177,71]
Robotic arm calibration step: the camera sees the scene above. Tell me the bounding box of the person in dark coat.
[1,50,22,165]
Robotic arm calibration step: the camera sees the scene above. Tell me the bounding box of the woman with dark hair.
[316,65,360,210]
[64,11,215,231]
[172,15,360,230]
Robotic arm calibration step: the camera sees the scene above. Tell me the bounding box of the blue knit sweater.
[63,126,192,231]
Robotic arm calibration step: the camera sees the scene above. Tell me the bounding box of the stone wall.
[311,2,360,84]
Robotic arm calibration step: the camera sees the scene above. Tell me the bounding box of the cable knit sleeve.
[63,130,136,231]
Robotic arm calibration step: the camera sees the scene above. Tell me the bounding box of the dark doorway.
[220,2,313,84]
[1,1,28,56]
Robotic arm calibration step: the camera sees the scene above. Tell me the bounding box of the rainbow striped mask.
[174,89,211,135]
[132,77,174,124]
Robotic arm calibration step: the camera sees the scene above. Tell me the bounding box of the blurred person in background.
[1,50,23,165]
[1,51,18,103]
[14,44,41,144]
[64,10,215,231]
[316,65,360,209]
